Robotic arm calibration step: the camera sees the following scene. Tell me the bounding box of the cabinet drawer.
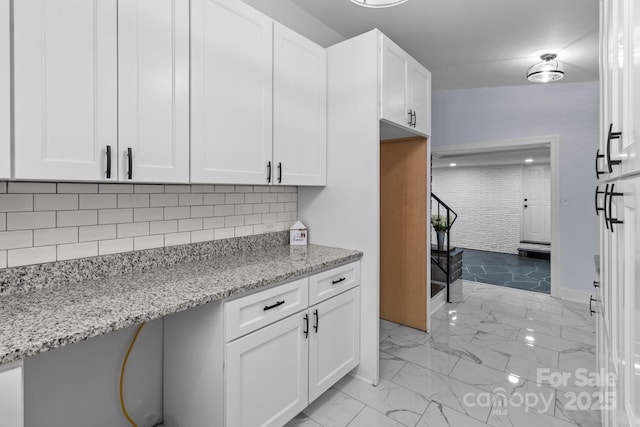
[225,278,309,342]
[309,262,360,306]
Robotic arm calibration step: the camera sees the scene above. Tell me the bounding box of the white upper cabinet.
[191,0,273,184]
[13,0,118,181]
[118,0,190,183]
[380,35,431,136]
[619,0,640,176]
[0,0,9,179]
[273,23,327,186]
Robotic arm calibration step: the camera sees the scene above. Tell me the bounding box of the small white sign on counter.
[290,221,308,246]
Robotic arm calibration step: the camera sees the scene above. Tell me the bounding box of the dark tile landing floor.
[461,248,551,294]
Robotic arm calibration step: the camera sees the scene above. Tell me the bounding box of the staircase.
[431,193,458,303]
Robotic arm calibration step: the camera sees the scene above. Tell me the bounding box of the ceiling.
[432,145,550,168]
[290,0,599,90]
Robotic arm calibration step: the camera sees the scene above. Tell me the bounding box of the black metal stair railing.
[431,193,458,303]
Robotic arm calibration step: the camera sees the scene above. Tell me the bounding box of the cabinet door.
[622,176,640,424]
[273,23,326,186]
[409,61,431,136]
[191,0,273,184]
[225,311,308,427]
[13,0,118,181]
[619,0,640,176]
[118,0,189,183]
[308,287,360,403]
[380,36,410,129]
[0,362,23,427]
[0,0,9,179]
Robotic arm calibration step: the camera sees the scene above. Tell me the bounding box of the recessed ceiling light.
[449,163,457,167]
[525,159,534,163]
[350,0,408,7]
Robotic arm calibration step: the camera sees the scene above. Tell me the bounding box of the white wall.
[432,81,599,293]
[432,165,524,254]
[241,0,345,47]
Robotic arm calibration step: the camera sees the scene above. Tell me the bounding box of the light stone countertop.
[0,244,362,366]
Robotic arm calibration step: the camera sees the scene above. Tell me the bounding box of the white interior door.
[522,165,551,243]
[13,0,118,181]
[118,0,190,183]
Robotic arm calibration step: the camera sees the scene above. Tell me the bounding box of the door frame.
[432,135,560,298]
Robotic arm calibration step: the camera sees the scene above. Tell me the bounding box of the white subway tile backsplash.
[179,193,203,206]
[117,222,150,238]
[164,206,190,220]
[0,194,33,212]
[8,245,56,267]
[150,194,178,207]
[224,215,244,227]
[214,227,234,240]
[99,209,133,225]
[225,193,244,204]
[203,194,225,205]
[99,238,134,255]
[165,184,191,193]
[269,186,285,193]
[133,208,164,222]
[7,212,56,230]
[190,205,214,218]
[164,232,190,246]
[178,218,203,232]
[117,194,150,208]
[8,182,56,194]
[34,227,78,246]
[191,229,214,243]
[244,193,262,204]
[235,225,252,237]
[57,241,98,261]
[214,205,234,217]
[262,193,278,203]
[34,194,78,211]
[0,230,33,250]
[149,220,178,235]
[134,184,164,194]
[79,224,117,242]
[79,194,117,210]
[215,185,234,193]
[0,182,298,269]
[234,204,252,215]
[57,183,98,194]
[203,217,224,229]
[99,184,134,194]
[57,210,98,227]
[134,235,164,251]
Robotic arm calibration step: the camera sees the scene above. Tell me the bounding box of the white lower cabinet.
[0,361,23,427]
[164,261,361,427]
[225,311,309,427]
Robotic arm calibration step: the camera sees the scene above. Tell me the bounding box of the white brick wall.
[0,182,298,268]
[431,165,523,254]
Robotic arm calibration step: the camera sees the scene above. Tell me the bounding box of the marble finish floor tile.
[291,280,599,427]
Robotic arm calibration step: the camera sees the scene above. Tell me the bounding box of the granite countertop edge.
[0,244,363,366]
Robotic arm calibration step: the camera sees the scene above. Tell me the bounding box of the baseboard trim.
[557,287,592,304]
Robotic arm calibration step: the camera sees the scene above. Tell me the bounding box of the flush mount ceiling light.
[527,53,564,83]
[350,0,408,8]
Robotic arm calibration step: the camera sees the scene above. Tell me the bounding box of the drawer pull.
[304,314,309,338]
[593,280,600,288]
[313,309,319,333]
[332,277,346,285]
[263,300,285,311]
[589,295,599,316]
